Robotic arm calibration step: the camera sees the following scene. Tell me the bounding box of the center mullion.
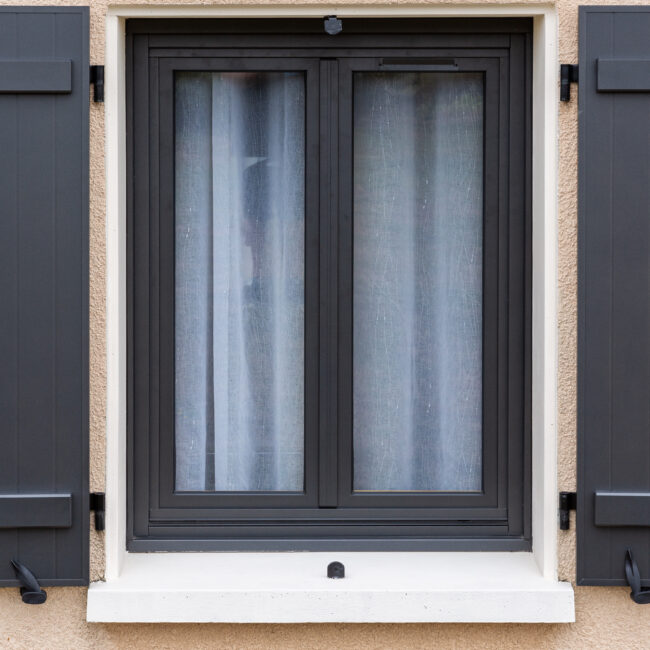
[318,58,340,507]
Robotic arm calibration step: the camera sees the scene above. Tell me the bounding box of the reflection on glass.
[353,72,484,492]
[174,72,305,492]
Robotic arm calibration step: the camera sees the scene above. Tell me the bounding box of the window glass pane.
[353,72,483,492]
[174,71,305,492]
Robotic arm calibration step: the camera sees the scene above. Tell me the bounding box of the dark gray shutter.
[578,6,650,586]
[0,7,89,586]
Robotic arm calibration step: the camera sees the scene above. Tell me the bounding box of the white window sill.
[86,552,574,623]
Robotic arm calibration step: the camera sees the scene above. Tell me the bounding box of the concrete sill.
[87,552,574,623]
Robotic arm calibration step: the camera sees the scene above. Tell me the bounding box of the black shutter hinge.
[90,492,105,531]
[560,64,579,102]
[559,491,577,530]
[90,65,104,103]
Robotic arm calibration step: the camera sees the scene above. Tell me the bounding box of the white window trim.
[92,3,573,624]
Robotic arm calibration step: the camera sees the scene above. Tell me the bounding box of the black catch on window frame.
[127,18,532,552]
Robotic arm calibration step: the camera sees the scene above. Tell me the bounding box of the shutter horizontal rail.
[0,60,71,93]
[0,494,72,528]
[598,59,650,92]
[595,492,650,527]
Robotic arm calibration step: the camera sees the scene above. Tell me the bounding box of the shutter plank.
[16,8,58,582]
[578,7,614,585]
[53,8,89,583]
[0,10,19,574]
[0,7,88,587]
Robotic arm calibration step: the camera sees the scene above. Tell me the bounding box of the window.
[127,18,532,551]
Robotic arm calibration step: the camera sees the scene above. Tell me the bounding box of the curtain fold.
[175,71,305,492]
[174,73,213,492]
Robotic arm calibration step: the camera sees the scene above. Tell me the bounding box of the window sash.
[336,56,502,509]
[157,57,321,510]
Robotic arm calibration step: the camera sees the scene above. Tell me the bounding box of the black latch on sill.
[560,64,579,102]
[327,561,345,579]
[625,549,650,604]
[90,492,105,531]
[90,64,104,102]
[559,491,577,530]
[11,560,47,604]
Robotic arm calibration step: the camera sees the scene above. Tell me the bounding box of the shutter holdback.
[625,550,650,604]
[10,560,46,604]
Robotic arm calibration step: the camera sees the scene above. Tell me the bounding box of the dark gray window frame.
[127,18,532,552]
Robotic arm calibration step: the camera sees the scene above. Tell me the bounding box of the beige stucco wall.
[0,0,648,647]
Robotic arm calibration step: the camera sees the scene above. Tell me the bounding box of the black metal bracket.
[90,492,105,531]
[625,549,650,604]
[11,560,47,604]
[559,491,577,530]
[324,16,342,36]
[327,561,345,579]
[90,64,104,102]
[560,64,579,102]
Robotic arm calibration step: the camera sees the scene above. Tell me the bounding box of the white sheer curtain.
[353,72,484,492]
[174,71,305,492]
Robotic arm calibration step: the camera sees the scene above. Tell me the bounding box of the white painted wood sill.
[86,552,574,623]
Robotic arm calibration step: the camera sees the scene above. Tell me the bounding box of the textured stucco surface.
[1,0,650,647]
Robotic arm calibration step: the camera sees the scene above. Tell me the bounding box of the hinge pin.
[559,491,577,530]
[90,65,104,103]
[560,64,579,102]
[90,492,105,531]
